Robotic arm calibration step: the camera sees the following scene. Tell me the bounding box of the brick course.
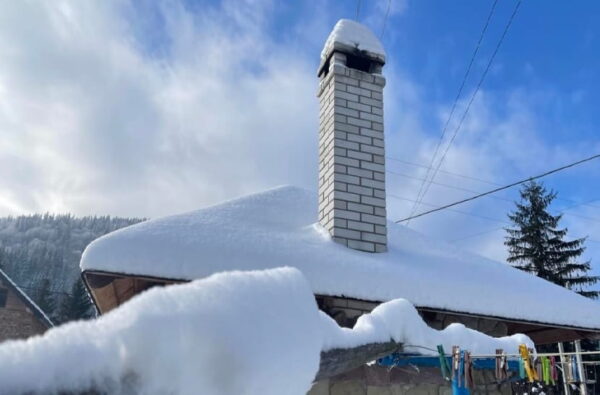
[318,53,387,253]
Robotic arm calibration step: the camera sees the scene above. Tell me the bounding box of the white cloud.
[0,0,598,278]
[0,0,321,217]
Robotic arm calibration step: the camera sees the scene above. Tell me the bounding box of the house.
[0,268,53,342]
[79,18,600,393]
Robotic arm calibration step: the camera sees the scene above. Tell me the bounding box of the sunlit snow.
[81,186,600,330]
[0,267,533,394]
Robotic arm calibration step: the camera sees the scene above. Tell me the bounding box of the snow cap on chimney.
[320,19,386,66]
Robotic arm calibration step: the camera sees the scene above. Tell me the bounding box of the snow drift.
[0,267,533,394]
[320,300,533,355]
[0,268,322,395]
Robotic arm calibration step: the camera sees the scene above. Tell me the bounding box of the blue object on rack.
[454,351,469,395]
[459,351,465,387]
[452,380,470,395]
[518,358,525,379]
[377,353,520,372]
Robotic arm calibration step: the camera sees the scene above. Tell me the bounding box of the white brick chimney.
[317,19,387,253]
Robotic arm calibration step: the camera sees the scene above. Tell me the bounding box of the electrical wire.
[387,156,600,210]
[387,156,501,186]
[407,0,500,223]
[451,225,600,244]
[389,189,600,244]
[395,153,600,223]
[390,187,600,243]
[409,0,523,222]
[450,227,504,242]
[380,0,392,38]
[445,195,600,242]
[389,193,507,223]
[388,169,515,204]
[387,170,600,223]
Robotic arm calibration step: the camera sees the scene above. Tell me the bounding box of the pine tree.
[60,278,95,322]
[0,247,6,270]
[34,278,56,315]
[505,181,599,298]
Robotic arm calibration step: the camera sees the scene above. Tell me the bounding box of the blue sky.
[0,0,599,282]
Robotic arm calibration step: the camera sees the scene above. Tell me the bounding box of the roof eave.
[82,269,600,336]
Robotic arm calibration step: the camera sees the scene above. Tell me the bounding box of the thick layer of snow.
[81,186,600,330]
[0,267,533,394]
[0,268,322,395]
[321,19,386,63]
[321,299,534,355]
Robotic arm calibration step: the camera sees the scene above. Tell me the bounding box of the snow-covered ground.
[0,267,532,394]
[81,186,600,330]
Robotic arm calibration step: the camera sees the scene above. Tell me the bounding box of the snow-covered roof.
[0,268,53,328]
[81,186,600,331]
[321,19,386,64]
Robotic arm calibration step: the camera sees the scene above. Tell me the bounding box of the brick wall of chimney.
[318,53,387,253]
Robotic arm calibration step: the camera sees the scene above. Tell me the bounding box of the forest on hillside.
[0,214,144,323]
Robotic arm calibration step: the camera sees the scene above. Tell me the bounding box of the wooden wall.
[0,281,48,342]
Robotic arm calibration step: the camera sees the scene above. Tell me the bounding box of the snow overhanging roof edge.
[81,268,600,334]
[80,185,600,332]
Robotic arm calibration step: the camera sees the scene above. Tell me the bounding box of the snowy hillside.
[0,214,144,320]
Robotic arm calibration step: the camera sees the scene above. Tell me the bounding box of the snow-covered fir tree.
[33,278,56,318]
[505,181,599,298]
[59,278,96,322]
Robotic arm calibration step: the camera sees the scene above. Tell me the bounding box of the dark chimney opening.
[345,53,372,73]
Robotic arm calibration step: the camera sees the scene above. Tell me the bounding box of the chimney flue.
[317,19,387,253]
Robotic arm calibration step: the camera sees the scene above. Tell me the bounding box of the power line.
[390,197,600,244]
[392,192,600,228]
[390,194,600,247]
[448,197,600,242]
[410,0,523,221]
[387,169,514,203]
[386,155,600,210]
[387,169,600,223]
[407,0,500,223]
[389,193,507,223]
[450,227,504,242]
[395,153,600,223]
[387,156,502,186]
[563,211,600,223]
[356,0,362,20]
[380,0,392,38]
[451,225,600,244]
[389,187,600,244]
[555,197,600,213]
